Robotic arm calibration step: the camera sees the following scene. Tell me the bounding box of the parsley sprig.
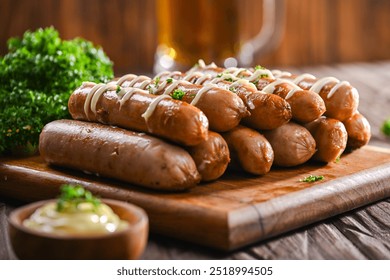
[171,89,186,100]
[56,184,101,212]
[0,27,114,155]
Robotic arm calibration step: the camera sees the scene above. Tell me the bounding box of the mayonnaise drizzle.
[271,69,292,78]
[116,74,137,86]
[309,77,340,95]
[191,84,217,106]
[326,80,351,98]
[293,73,316,85]
[247,68,275,81]
[84,83,104,120]
[90,84,118,115]
[272,71,356,99]
[141,94,172,121]
[262,79,300,99]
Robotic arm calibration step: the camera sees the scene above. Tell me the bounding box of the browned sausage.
[254,79,326,124]
[157,71,292,130]
[272,71,359,121]
[185,62,326,124]
[222,125,274,175]
[68,82,208,146]
[39,120,201,191]
[304,117,348,163]
[187,131,230,181]
[263,122,316,167]
[115,74,249,132]
[343,112,371,151]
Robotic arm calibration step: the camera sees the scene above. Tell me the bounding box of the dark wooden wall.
[1,0,390,74]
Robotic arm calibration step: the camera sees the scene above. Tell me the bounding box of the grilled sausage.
[186,61,325,124]
[115,74,249,132]
[305,117,348,163]
[222,125,274,175]
[263,122,316,167]
[68,82,208,146]
[187,131,230,181]
[157,71,292,130]
[272,71,360,121]
[39,120,201,191]
[343,112,371,151]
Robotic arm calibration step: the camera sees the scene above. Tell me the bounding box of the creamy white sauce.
[309,77,340,94]
[293,73,317,85]
[247,68,275,81]
[262,79,300,99]
[162,79,184,95]
[271,69,292,78]
[326,80,351,98]
[23,202,128,236]
[90,84,117,115]
[84,83,104,120]
[116,74,138,86]
[141,94,172,121]
[190,84,217,106]
[229,79,258,91]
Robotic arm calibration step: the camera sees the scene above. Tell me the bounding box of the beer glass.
[154,0,285,73]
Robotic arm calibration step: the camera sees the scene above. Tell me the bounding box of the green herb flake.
[300,175,325,183]
[154,77,160,87]
[255,65,266,70]
[224,77,234,82]
[116,85,121,93]
[166,78,173,83]
[171,89,186,100]
[381,118,390,136]
[229,86,237,93]
[56,184,101,212]
[335,156,341,163]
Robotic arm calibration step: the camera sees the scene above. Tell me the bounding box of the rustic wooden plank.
[1,146,389,251]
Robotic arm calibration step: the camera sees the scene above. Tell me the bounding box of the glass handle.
[238,0,286,66]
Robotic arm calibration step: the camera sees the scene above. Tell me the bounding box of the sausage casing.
[263,122,316,167]
[343,112,371,151]
[187,131,230,181]
[68,82,208,146]
[39,120,201,191]
[222,125,274,175]
[305,117,348,163]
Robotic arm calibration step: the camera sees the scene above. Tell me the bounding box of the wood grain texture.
[1,146,389,251]
[1,0,390,73]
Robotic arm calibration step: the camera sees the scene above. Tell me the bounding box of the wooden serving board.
[1,145,390,251]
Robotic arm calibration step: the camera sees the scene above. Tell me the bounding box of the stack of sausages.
[39,59,371,192]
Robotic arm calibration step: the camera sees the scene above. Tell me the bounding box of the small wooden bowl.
[8,199,148,260]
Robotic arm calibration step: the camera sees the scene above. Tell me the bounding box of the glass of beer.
[154,0,286,73]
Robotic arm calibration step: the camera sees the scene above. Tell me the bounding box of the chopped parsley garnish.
[166,78,173,83]
[56,184,101,212]
[381,118,390,136]
[116,85,121,93]
[154,77,160,87]
[171,89,186,100]
[229,86,237,93]
[224,77,234,82]
[300,175,325,183]
[255,65,266,70]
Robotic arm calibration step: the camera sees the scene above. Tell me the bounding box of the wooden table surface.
[1,61,390,260]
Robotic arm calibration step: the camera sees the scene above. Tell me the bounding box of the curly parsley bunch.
[0,27,114,154]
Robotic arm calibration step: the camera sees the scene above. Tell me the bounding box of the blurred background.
[1,0,390,74]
